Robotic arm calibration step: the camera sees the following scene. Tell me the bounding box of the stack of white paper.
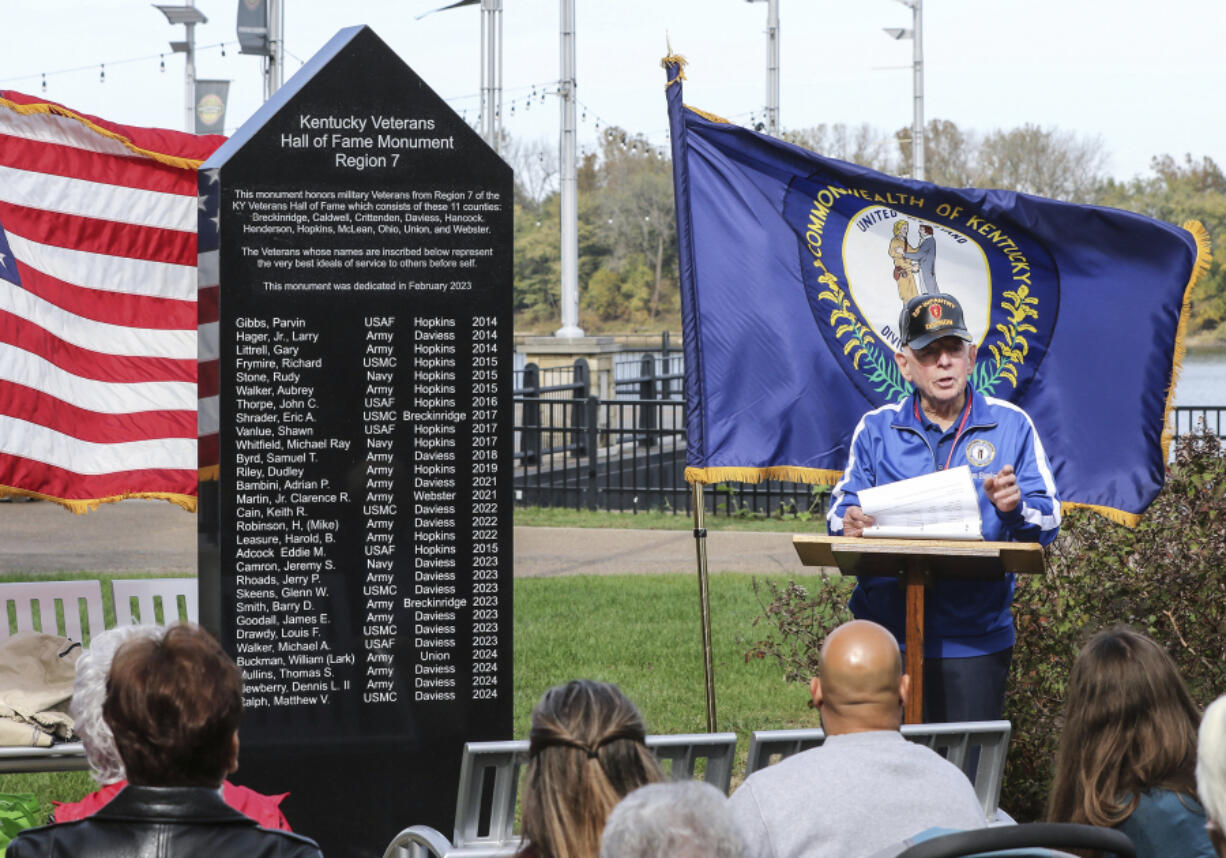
[858,465,984,540]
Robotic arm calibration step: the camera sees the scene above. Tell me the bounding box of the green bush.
[1006,427,1226,818]
[744,428,1226,820]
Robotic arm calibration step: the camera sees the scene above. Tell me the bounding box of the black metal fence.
[1171,406,1226,442]
[513,358,824,518]
[512,373,1226,518]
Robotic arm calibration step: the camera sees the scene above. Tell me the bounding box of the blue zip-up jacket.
[826,385,1060,658]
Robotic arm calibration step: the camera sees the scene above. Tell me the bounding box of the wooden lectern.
[793,535,1044,723]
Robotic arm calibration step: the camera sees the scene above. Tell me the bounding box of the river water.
[1175,349,1226,406]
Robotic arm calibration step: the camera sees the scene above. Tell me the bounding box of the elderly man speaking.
[827,292,1060,723]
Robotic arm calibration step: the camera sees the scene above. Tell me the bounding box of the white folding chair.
[0,580,105,644]
[110,578,198,626]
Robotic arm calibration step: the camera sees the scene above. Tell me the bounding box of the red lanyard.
[915,394,973,471]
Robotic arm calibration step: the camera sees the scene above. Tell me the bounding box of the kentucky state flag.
[664,57,1211,526]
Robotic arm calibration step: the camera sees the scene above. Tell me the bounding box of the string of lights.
[1,43,757,154]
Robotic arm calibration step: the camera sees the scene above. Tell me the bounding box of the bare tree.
[596,128,676,320]
[505,136,559,205]
[782,123,895,173]
[896,118,978,188]
[975,124,1108,203]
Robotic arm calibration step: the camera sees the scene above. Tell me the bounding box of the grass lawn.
[514,505,825,533]
[1,571,826,818]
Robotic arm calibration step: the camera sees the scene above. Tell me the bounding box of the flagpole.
[692,482,717,731]
[556,0,583,337]
[265,0,284,101]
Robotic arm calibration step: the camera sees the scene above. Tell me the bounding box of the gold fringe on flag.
[1060,500,1140,528]
[0,485,197,515]
[1160,219,1213,465]
[0,96,209,170]
[685,466,844,486]
[683,104,733,125]
[199,465,219,483]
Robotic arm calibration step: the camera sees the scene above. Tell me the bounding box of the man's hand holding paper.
[856,465,984,540]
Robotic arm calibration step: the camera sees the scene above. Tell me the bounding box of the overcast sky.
[2,0,1223,181]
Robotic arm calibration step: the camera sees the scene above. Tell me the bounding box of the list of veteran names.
[226,307,506,714]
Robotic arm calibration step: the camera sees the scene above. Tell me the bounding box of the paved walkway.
[0,500,817,577]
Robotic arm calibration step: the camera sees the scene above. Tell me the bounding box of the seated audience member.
[8,623,323,858]
[53,624,291,829]
[727,619,986,858]
[1047,626,1214,858]
[1198,695,1226,857]
[601,780,745,858]
[515,679,663,858]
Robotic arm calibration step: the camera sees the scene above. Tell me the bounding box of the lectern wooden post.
[792,535,1044,724]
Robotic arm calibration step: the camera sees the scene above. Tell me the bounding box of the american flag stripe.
[0,420,196,472]
[5,226,196,296]
[0,132,194,195]
[0,343,195,413]
[0,383,194,443]
[0,164,197,233]
[0,313,195,384]
[197,163,220,479]
[0,92,224,512]
[0,453,197,503]
[0,283,195,360]
[1,204,196,267]
[9,269,195,331]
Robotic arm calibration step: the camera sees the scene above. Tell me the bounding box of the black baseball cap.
[899,293,973,350]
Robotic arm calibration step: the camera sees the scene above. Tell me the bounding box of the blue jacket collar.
[892,384,998,431]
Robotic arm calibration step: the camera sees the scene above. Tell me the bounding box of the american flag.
[0,91,224,513]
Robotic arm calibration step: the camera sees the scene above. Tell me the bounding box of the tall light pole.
[418,0,503,153]
[884,0,924,181]
[480,0,504,153]
[556,0,583,338]
[264,0,284,101]
[154,3,208,133]
[745,0,780,135]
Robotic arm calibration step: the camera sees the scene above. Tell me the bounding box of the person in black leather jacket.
[8,623,323,858]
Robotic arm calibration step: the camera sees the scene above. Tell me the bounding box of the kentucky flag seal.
[664,56,1211,525]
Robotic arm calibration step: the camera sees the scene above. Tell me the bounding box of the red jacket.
[53,780,291,830]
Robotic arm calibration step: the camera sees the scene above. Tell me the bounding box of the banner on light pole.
[194,79,230,134]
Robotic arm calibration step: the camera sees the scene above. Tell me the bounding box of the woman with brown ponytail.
[515,680,663,858]
[1047,626,1215,857]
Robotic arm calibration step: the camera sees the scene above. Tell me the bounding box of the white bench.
[383,732,739,858]
[111,577,198,626]
[0,580,105,644]
[0,577,197,773]
[745,720,1012,819]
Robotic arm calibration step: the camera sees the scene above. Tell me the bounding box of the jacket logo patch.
[966,439,996,468]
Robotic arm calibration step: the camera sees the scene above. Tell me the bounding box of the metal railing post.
[584,395,599,509]
[571,358,590,456]
[520,363,540,463]
[638,354,658,448]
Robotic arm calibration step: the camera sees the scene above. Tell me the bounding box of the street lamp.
[418,0,503,154]
[556,0,582,337]
[745,0,780,136]
[154,3,208,134]
[883,0,924,181]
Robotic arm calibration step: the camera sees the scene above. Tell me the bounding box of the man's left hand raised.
[983,464,1020,513]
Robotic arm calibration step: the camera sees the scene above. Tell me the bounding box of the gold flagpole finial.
[660,35,688,87]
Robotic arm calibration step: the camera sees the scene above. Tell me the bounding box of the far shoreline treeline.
[507,120,1224,340]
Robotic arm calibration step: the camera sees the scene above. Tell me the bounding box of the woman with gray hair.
[601,781,745,858]
[1198,695,1226,857]
[52,624,292,829]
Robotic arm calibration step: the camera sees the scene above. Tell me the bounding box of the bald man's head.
[809,620,908,735]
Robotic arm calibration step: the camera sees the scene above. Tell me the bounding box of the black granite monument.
[198,26,513,858]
